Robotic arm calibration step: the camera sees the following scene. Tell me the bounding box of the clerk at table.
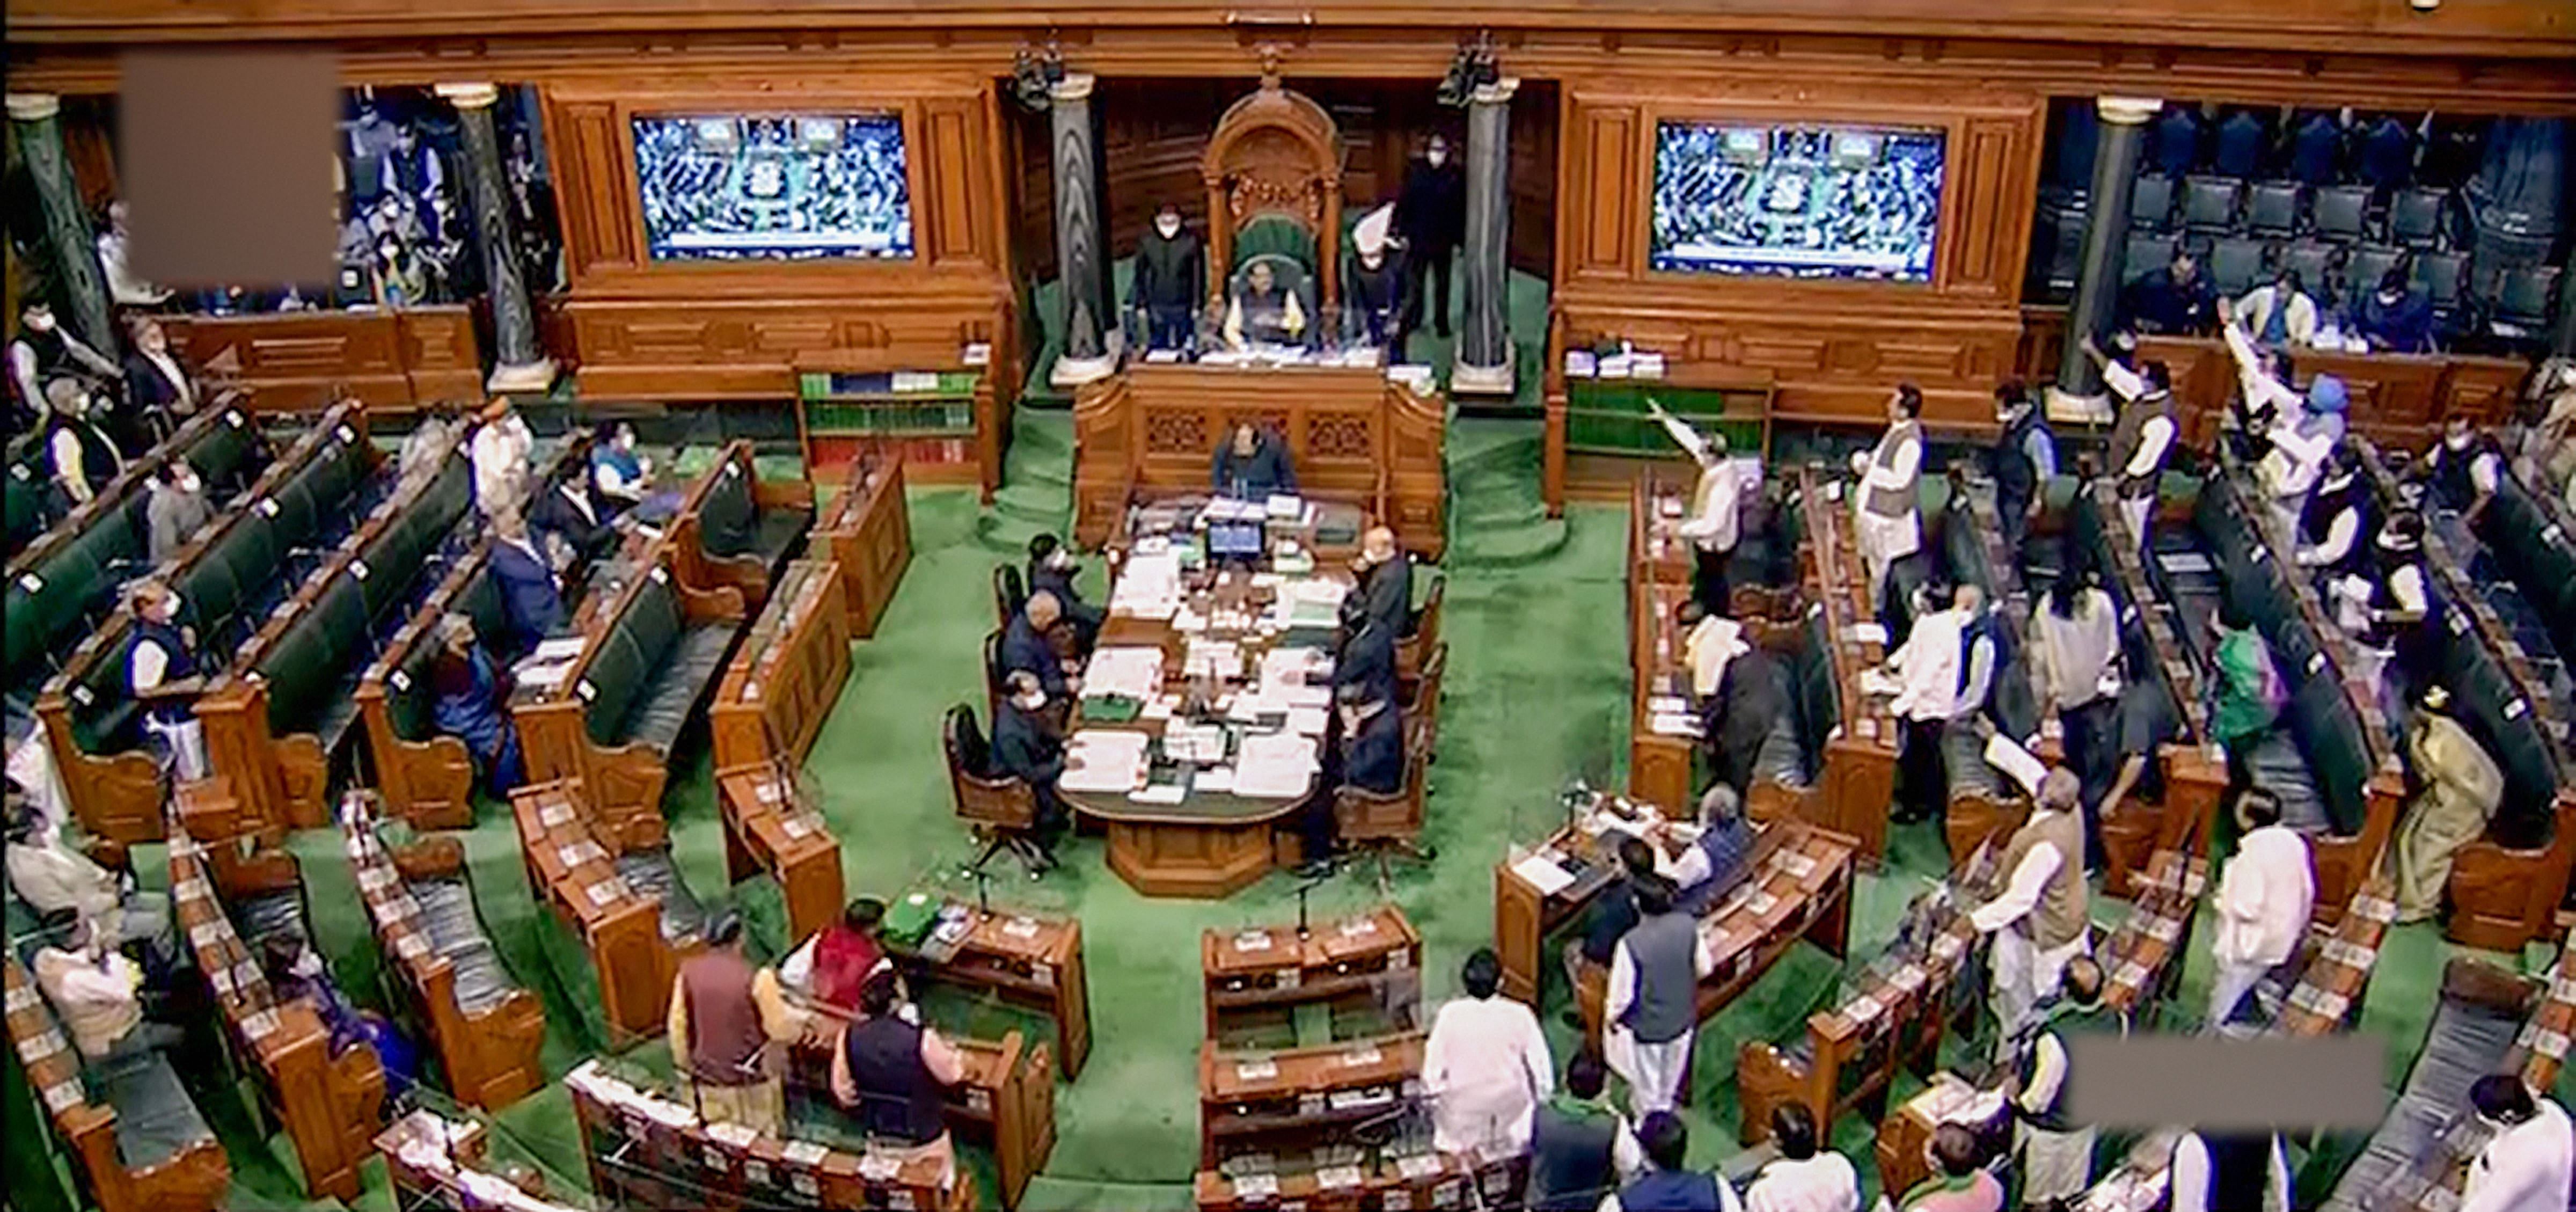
[994,670,1069,859]
[1302,681,1406,877]
[1344,526,1413,638]
[1002,591,1076,699]
[1027,534,1102,655]
[1212,422,1298,500]
[1335,612,1400,706]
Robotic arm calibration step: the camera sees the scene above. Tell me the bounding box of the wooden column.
[2048,96,2158,413]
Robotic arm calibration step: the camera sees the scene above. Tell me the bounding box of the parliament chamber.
[2,1,2574,1210]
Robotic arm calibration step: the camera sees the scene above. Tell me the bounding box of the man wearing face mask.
[145,462,214,565]
[1392,133,1465,354]
[1987,379,2057,560]
[373,235,434,308]
[2457,1074,2573,1212]
[43,379,125,510]
[471,397,536,519]
[2357,266,2435,355]
[992,670,1067,867]
[1131,203,1204,354]
[9,301,119,426]
[1342,204,1406,349]
[127,580,209,780]
[2419,412,2506,529]
[1224,259,1307,351]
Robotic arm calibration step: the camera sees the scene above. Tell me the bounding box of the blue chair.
[2182,176,2244,235]
[2129,174,2178,233]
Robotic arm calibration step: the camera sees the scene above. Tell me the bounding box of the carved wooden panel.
[1569,103,1641,280]
[558,100,634,277]
[1945,116,2032,296]
[919,96,993,270]
[565,294,1003,400]
[1144,411,1212,456]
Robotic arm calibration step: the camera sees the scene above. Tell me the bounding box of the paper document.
[1983,732,2048,798]
[530,637,587,662]
[1860,668,1905,699]
[1850,622,1888,646]
[1511,852,1578,897]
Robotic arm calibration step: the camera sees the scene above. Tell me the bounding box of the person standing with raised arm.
[1649,399,1747,617]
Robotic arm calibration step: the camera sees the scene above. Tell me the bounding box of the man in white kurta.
[1883,588,1966,822]
[1970,768,2091,1048]
[470,397,537,519]
[1850,385,1925,613]
[1650,400,1749,617]
[2205,788,2314,1032]
[2461,1075,2575,1212]
[1422,948,1555,1159]
[2220,299,2346,536]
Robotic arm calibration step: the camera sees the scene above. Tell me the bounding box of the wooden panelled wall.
[1009,78,1557,290]
[1551,79,2046,428]
[540,78,1022,403]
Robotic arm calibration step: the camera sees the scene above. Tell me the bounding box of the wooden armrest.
[391,837,467,883]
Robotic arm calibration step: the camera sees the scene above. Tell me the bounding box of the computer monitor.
[1209,522,1265,561]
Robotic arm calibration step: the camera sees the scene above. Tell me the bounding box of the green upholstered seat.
[179,410,266,500]
[86,1047,215,1170]
[387,564,506,745]
[2479,474,2576,665]
[697,458,812,573]
[612,847,707,943]
[2424,591,2559,850]
[63,631,143,758]
[581,572,736,754]
[5,503,149,702]
[3,443,53,556]
[407,876,519,1015]
[1232,214,1318,276]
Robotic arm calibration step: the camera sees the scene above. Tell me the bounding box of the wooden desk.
[377,1111,591,1211]
[1795,469,1903,867]
[1060,560,1349,899]
[168,836,385,1201]
[509,778,699,1046]
[710,559,852,771]
[2134,335,2527,452]
[1735,841,2002,1147]
[1202,904,1422,1039]
[784,1007,1059,1211]
[1199,1030,1426,1169]
[1629,471,1697,591]
[1194,1153,1526,1212]
[2095,850,2209,1027]
[2270,881,2397,1038]
[714,763,846,947]
[1490,793,1647,1007]
[1570,819,1857,1042]
[162,306,483,414]
[815,451,913,638]
[887,899,1094,1081]
[1874,1074,2016,1203]
[1628,575,1700,815]
[1072,364,1446,560]
[567,1059,978,1212]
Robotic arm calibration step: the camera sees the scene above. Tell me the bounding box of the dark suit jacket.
[1028,561,1085,608]
[1334,619,1399,705]
[1001,614,1066,697]
[491,539,565,649]
[1704,646,1784,796]
[991,703,1066,787]
[1340,704,1407,794]
[529,482,617,563]
[122,352,194,416]
[1211,439,1297,499]
[1359,556,1411,637]
[1395,159,1465,257]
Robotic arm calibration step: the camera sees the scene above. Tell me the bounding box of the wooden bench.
[714,761,846,947]
[783,1002,1060,1210]
[2,957,230,1212]
[664,439,816,613]
[341,799,548,1111]
[514,554,749,838]
[166,831,385,1200]
[709,558,851,771]
[1201,903,1422,1042]
[40,406,383,842]
[195,434,476,830]
[509,777,711,1046]
[2093,849,2210,1030]
[353,539,500,831]
[813,448,912,638]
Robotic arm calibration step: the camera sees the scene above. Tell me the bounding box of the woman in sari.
[431,614,525,796]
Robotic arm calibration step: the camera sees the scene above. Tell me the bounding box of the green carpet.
[132,412,2575,1210]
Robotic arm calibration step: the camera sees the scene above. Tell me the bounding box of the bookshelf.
[793,356,1002,492]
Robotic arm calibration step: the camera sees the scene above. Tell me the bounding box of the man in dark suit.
[1002,591,1073,699]
[1335,614,1399,707]
[1026,534,1101,655]
[529,473,618,567]
[1211,423,1297,500]
[1345,527,1413,638]
[120,318,199,450]
[1298,680,1408,877]
[489,509,565,650]
[1701,642,1785,801]
[2119,248,2216,337]
[1392,133,1465,353]
[991,671,1067,857]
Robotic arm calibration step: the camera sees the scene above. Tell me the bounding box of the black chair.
[2414,251,2470,318]
[2346,246,2407,310]
[981,629,1008,725]
[2129,174,2178,233]
[2388,187,2449,250]
[2121,232,2174,284]
[2491,266,2560,335]
[2245,182,2302,237]
[2280,242,2339,300]
[993,563,1026,631]
[943,704,1048,879]
[2312,185,2373,243]
[2208,237,2271,298]
[2181,176,2243,235]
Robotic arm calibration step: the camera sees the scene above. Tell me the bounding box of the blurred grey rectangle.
[121,49,336,287]
[2068,1034,2387,1131]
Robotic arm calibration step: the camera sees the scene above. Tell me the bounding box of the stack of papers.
[1165,724,1229,765]
[1083,647,1165,701]
[1063,731,1151,793]
[1234,732,1319,798]
[1110,552,1183,617]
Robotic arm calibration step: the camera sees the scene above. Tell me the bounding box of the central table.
[1058,538,1355,898]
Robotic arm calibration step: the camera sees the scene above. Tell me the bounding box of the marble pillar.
[2047,97,2160,421]
[1048,72,1119,388]
[436,82,556,394]
[1452,77,1519,396]
[7,93,116,356]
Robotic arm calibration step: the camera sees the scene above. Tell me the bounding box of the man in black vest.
[127,581,208,780]
[832,973,965,1184]
[42,379,126,511]
[1130,203,1204,353]
[1989,379,2058,560]
[1523,1050,1639,1211]
[1392,133,1465,355]
[2418,412,2507,528]
[1605,877,1707,1117]
[1563,836,1658,1030]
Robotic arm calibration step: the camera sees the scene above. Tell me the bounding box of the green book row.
[804,400,976,434]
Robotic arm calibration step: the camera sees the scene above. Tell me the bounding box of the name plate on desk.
[2352,894,2397,924]
[2321,938,2373,969]
[858,1153,902,1181]
[3,984,36,1014]
[1235,1058,1280,1082]
[1317,1165,1363,1191]
[1002,917,1042,940]
[1337,917,1378,939]
[1779,853,1818,880]
[41,1079,79,1114]
[1231,1173,1279,1200]
[1931,932,1968,962]
[1846,994,1885,1026]
[781,1141,828,1167]
[539,801,576,829]
[1341,1045,1383,1067]
[2113,959,2151,992]
[1233,930,1275,953]
[1889,963,1929,996]
[2527,1028,2569,1060]
[1396,1153,1444,1180]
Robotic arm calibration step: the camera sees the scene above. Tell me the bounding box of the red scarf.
[810,926,882,1012]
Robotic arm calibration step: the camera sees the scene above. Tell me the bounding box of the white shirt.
[1956,623,1996,724]
[2034,590,2121,712]
[2461,1099,2574,1212]
[1657,413,1746,553]
[49,424,122,503]
[32,946,142,1058]
[2211,824,2315,969]
[2168,1133,2290,1212]
[1422,994,1554,1153]
[2098,362,2181,480]
[595,454,648,502]
[130,631,178,696]
[2384,563,2429,618]
[1860,428,1923,508]
[4,838,120,923]
[1970,829,2065,936]
[1743,1152,1861,1212]
[1685,615,1748,699]
[471,418,535,513]
[1886,609,1967,721]
[2221,323,2305,420]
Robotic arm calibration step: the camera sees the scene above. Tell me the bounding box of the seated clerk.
[33,918,184,1063]
[2117,247,2217,338]
[1002,591,1077,702]
[1341,527,1413,639]
[1603,1112,1740,1212]
[2233,267,2321,349]
[832,973,967,1186]
[2418,412,2507,528]
[1211,422,1297,501]
[1222,259,1308,351]
[1334,612,1400,709]
[1026,534,1102,655]
[992,671,1069,859]
[489,509,566,651]
[781,897,895,1016]
[1655,784,1757,916]
[527,468,618,569]
[429,613,525,797]
[2356,267,2437,355]
[1296,681,1406,878]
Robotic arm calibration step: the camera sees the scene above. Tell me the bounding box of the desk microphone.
[1294,875,1328,939]
[972,868,992,921]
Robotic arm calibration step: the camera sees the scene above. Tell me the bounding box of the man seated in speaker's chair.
[1221,258,1310,353]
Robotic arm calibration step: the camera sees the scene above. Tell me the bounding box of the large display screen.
[632,113,913,262]
[1649,121,1944,282]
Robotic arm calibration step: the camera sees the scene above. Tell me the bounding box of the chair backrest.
[181,408,268,500]
[259,573,371,738]
[2121,232,2174,284]
[943,703,1034,829]
[2245,182,2302,236]
[2129,174,2177,232]
[994,564,1026,630]
[582,571,686,747]
[697,454,759,558]
[982,629,1007,719]
[2280,243,2339,301]
[2182,176,2242,232]
[2209,237,2271,297]
[1409,574,1444,649]
[2496,266,2559,326]
[386,561,504,743]
[2414,252,2469,311]
[2346,246,2406,310]
[2425,589,2561,850]
[2389,187,2448,247]
[5,502,147,693]
[2313,185,2373,242]
[1231,214,1319,277]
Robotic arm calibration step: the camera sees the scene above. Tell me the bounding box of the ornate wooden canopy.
[1199,61,1346,320]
